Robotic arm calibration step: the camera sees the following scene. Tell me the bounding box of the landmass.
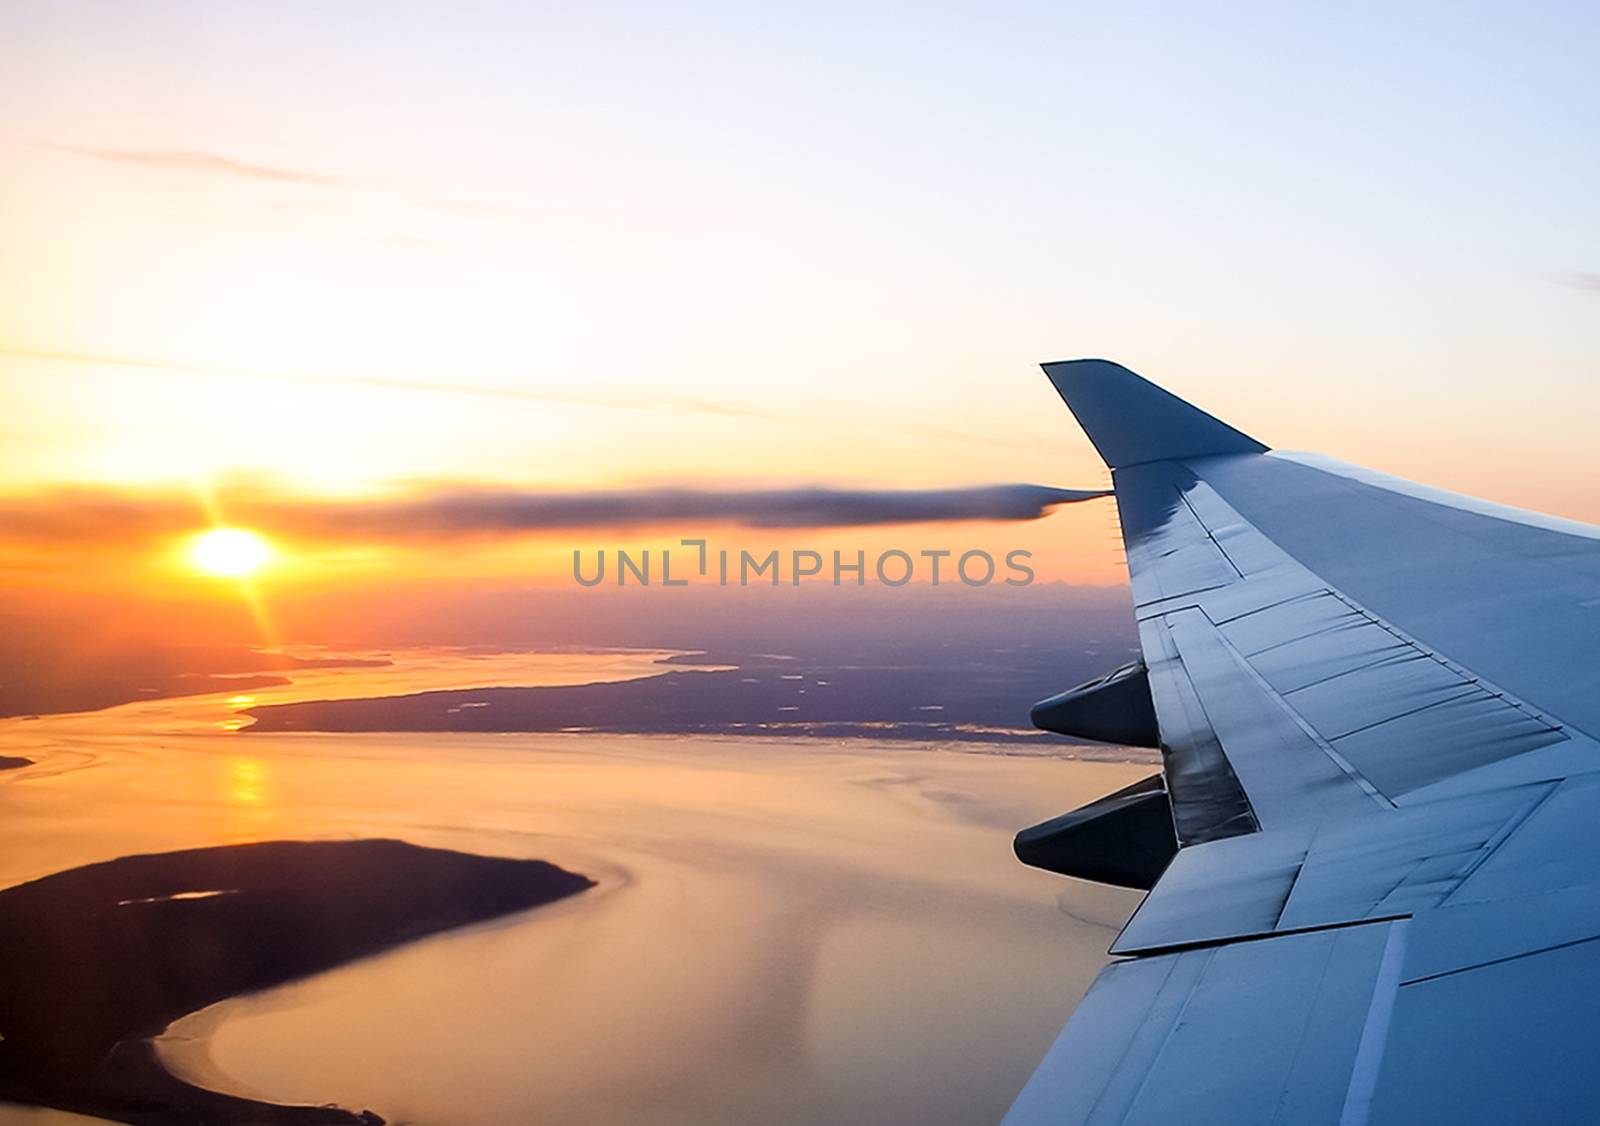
[243,648,1147,750]
[0,839,594,1124]
[0,633,391,720]
[0,756,30,771]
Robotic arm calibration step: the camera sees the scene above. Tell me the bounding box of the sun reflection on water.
[228,757,266,806]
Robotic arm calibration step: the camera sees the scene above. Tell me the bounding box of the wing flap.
[1004,921,1405,1126]
[1161,608,1382,824]
[1108,781,1545,954]
[1137,615,1256,844]
[1375,923,1600,1123]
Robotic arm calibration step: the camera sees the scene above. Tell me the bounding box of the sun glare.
[188,527,274,578]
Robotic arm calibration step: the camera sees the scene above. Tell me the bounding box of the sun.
[188,527,275,578]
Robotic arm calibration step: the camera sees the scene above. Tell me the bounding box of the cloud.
[41,143,346,186]
[35,139,791,238]
[0,344,1066,449]
[1558,272,1600,293]
[40,141,647,225]
[0,344,784,423]
[297,483,1110,535]
[0,483,1109,546]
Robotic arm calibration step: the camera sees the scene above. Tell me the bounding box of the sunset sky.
[3,1,1598,614]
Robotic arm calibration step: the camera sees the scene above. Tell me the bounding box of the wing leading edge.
[1006,360,1600,1125]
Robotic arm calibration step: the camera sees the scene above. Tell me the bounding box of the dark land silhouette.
[243,645,1136,744]
[0,755,29,770]
[0,839,594,1124]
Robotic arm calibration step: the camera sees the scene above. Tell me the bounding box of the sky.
[1,1,1598,626]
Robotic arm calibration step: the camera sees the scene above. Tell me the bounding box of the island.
[0,838,594,1124]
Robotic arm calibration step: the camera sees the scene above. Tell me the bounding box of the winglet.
[1042,359,1267,470]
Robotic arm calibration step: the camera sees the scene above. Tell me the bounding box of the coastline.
[0,839,594,1125]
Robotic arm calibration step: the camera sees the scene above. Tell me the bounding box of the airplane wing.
[1006,360,1600,1126]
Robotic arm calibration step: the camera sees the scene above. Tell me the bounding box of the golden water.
[0,650,1145,1125]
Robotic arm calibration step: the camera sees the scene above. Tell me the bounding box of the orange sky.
[2,3,1597,641]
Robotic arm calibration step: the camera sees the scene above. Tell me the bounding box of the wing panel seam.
[1194,607,1394,810]
[1336,919,1410,1126]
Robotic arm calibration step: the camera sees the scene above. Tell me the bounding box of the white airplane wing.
[1007,360,1600,1125]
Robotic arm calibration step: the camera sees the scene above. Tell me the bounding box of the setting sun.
[188,527,274,578]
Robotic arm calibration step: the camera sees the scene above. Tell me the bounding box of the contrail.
[0,483,1110,544]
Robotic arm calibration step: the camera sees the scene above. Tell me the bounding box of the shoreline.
[0,839,594,1125]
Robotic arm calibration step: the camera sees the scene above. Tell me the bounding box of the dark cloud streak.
[0,483,1109,546]
[306,484,1110,535]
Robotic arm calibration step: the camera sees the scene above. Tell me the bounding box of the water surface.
[0,650,1147,1125]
